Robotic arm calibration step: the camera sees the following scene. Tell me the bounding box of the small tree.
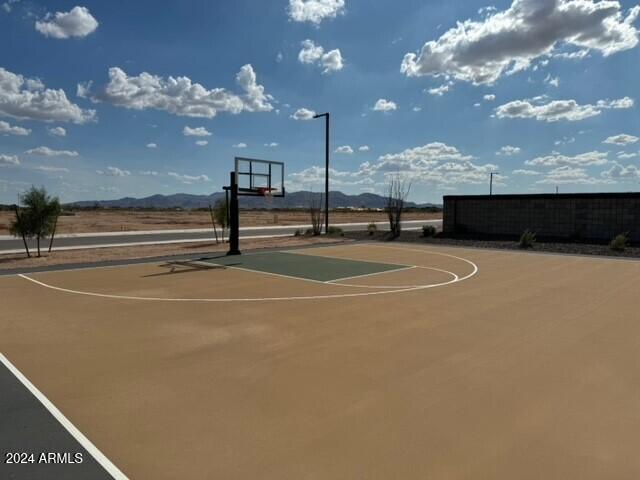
[10,204,33,258]
[10,187,60,257]
[386,175,411,238]
[213,198,228,242]
[308,192,323,236]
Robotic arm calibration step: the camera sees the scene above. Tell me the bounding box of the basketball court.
[3,158,640,479]
[2,241,640,479]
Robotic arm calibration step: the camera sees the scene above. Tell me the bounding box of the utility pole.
[490,172,499,195]
[313,112,330,234]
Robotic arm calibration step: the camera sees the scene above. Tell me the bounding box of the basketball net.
[258,187,275,206]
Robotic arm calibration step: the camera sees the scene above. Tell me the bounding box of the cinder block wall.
[443,193,640,242]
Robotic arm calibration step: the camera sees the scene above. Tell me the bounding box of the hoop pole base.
[227,171,241,256]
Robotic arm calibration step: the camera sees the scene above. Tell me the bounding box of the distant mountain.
[67,191,440,210]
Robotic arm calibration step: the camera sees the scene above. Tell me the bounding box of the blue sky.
[1,0,639,204]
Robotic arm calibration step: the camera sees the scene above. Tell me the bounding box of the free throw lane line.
[0,353,129,480]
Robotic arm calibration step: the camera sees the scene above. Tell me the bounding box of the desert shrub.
[386,175,411,238]
[610,233,629,252]
[308,193,323,236]
[293,229,302,237]
[327,226,344,236]
[367,222,377,235]
[305,228,313,235]
[422,225,437,237]
[519,230,536,249]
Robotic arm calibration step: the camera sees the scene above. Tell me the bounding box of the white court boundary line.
[18,245,478,302]
[328,267,459,289]
[327,265,416,283]
[0,353,128,480]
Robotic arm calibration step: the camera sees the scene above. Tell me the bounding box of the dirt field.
[0,235,344,271]
[0,210,441,235]
[1,243,639,479]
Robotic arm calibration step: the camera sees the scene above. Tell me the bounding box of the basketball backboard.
[235,157,285,197]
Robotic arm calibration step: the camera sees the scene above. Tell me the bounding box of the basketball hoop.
[226,157,285,255]
[258,187,276,206]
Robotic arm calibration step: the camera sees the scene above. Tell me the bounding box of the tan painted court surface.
[1,242,639,479]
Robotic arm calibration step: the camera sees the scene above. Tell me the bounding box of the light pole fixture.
[313,112,330,234]
[490,172,499,195]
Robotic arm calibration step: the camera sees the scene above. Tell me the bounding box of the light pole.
[313,112,330,234]
[490,172,499,195]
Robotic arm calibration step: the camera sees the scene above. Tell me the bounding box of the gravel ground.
[345,230,640,259]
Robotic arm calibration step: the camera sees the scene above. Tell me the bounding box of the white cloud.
[35,165,69,173]
[2,0,20,14]
[47,126,66,137]
[483,94,496,101]
[335,145,353,154]
[554,136,575,146]
[604,97,635,109]
[525,151,609,167]
[603,133,639,145]
[25,146,78,157]
[88,64,273,118]
[617,151,637,159]
[195,140,208,146]
[401,0,640,85]
[0,67,96,123]
[497,145,521,156]
[233,142,247,148]
[373,98,397,112]
[97,166,131,177]
[412,106,422,112]
[297,39,323,62]
[601,162,640,179]
[168,172,210,183]
[35,6,98,39]
[496,96,634,122]
[139,170,158,176]
[298,40,344,74]
[512,169,540,175]
[183,126,211,137]
[276,52,283,63]
[427,82,452,96]
[536,165,612,185]
[0,120,30,135]
[0,154,19,165]
[544,74,560,87]
[478,6,498,15]
[373,142,473,172]
[264,142,279,147]
[358,145,370,152]
[289,166,374,188]
[235,64,274,112]
[291,107,316,120]
[554,49,590,60]
[359,142,497,186]
[146,142,157,148]
[288,0,345,24]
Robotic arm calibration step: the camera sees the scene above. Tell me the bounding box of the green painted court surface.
[200,251,407,282]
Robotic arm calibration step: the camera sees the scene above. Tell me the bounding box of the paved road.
[0,220,441,254]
